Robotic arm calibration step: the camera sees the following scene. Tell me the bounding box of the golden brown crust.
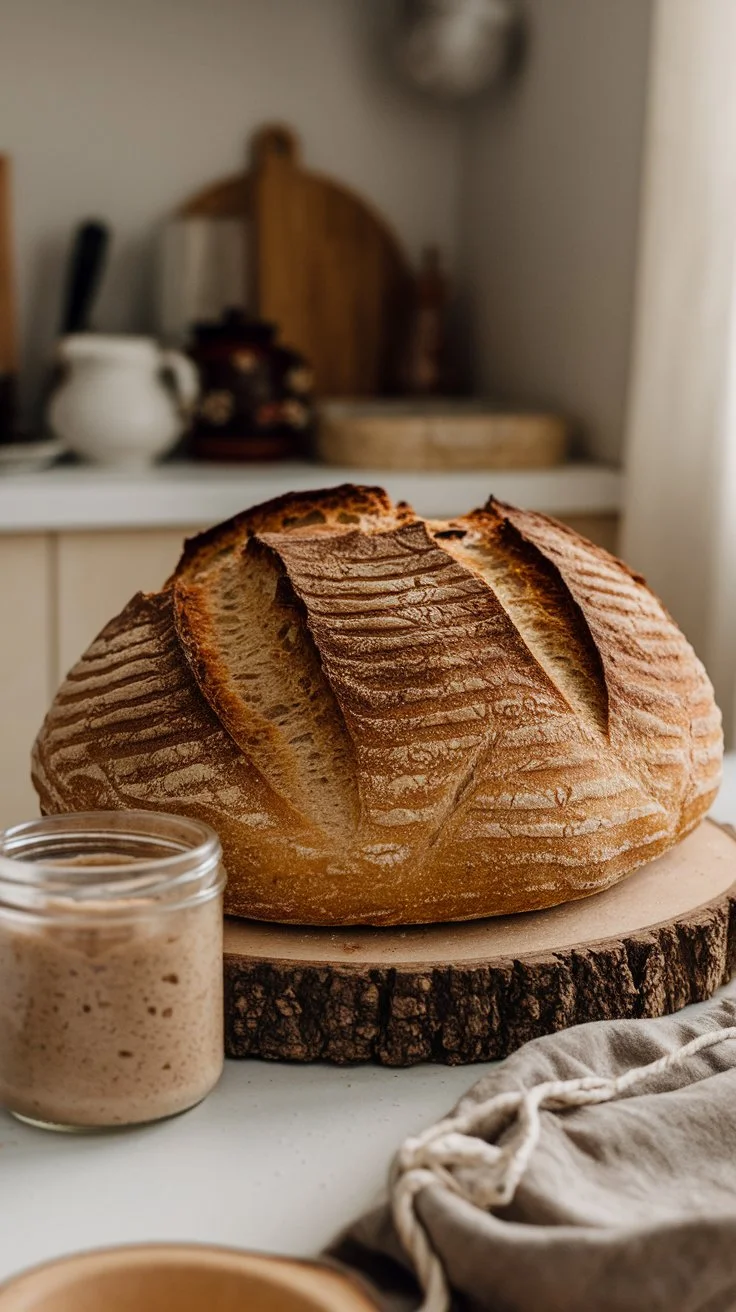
[172,483,413,583]
[33,486,723,926]
[31,591,332,922]
[486,499,721,823]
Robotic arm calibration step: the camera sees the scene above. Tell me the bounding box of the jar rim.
[0,811,224,917]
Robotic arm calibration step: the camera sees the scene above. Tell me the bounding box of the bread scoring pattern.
[32,486,723,925]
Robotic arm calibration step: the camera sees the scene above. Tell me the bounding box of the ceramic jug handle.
[161,349,199,414]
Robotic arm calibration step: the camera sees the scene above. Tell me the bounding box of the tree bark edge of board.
[224,886,736,1066]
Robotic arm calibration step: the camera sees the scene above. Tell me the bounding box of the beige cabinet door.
[0,535,52,828]
[55,528,198,684]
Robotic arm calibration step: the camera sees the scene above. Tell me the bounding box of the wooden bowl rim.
[0,1244,377,1311]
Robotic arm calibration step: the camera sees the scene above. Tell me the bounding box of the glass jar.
[0,811,225,1131]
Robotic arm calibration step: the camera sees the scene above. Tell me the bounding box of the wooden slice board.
[224,820,736,1066]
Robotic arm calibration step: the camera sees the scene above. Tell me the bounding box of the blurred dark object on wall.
[0,156,18,444]
[188,308,314,461]
[390,0,523,101]
[58,221,109,336]
[400,245,452,395]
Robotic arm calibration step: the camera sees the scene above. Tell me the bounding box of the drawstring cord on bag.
[390,1025,736,1312]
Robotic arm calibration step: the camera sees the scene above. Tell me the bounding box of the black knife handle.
[60,220,109,335]
[0,371,16,442]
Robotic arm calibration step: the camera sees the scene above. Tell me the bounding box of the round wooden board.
[224,820,736,1066]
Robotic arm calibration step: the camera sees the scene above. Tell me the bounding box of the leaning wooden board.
[178,124,411,397]
[224,820,736,1066]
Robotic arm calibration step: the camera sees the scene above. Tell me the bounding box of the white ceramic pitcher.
[48,335,199,467]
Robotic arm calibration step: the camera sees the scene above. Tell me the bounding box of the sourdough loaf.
[32,485,723,925]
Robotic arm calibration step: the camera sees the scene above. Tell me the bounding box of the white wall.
[462,0,652,462]
[1,0,651,457]
[0,0,463,420]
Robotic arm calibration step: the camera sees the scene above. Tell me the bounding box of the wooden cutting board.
[177,124,412,398]
[224,820,736,1066]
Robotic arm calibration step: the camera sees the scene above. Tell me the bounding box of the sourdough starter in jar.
[0,813,225,1130]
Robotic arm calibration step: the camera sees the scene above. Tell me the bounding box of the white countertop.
[1,754,733,1287]
[0,461,622,532]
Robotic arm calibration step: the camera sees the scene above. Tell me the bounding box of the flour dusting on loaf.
[32,485,723,925]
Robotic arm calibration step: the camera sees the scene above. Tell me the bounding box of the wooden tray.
[316,399,569,471]
[224,820,736,1066]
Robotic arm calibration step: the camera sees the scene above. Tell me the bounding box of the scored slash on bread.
[32,485,723,926]
[171,485,413,850]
